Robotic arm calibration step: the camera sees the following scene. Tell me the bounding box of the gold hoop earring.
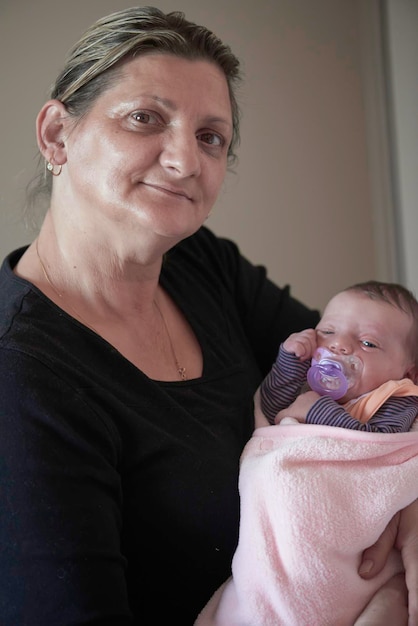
[46,161,62,177]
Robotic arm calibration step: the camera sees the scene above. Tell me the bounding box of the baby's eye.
[361,340,377,348]
[317,329,334,336]
[197,131,224,147]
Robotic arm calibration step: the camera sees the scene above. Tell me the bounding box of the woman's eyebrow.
[142,94,232,129]
[143,94,176,109]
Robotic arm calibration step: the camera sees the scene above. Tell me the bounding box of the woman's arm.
[0,351,131,625]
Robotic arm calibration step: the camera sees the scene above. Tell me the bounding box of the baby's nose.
[329,339,352,355]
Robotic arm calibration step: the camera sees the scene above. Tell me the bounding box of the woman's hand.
[357,500,418,626]
[353,573,408,625]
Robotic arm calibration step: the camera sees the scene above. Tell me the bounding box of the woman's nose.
[160,130,201,177]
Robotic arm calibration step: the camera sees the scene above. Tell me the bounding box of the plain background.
[0,0,416,312]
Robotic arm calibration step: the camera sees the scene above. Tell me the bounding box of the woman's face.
[57,54,233,251]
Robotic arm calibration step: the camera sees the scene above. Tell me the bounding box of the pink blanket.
[196,424,418,626]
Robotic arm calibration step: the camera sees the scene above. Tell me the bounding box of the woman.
[0,7,416,624]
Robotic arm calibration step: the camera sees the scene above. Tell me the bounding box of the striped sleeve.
[260,345,310,424]
[306,395,418,433]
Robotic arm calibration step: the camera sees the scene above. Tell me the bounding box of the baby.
[196,281,418,626]
[260,280,418,432]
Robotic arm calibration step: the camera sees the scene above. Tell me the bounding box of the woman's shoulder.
[0,247,32,336]
[0,246,31,288]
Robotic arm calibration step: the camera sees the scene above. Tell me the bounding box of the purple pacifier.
[307,348,362,400]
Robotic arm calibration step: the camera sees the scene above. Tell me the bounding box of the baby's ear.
[406,364,418,385]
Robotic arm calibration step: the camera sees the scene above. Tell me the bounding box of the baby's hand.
[274,390,320,424]
[283,329,317,361]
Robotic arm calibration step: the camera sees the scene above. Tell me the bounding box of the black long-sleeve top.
[0,226,319,624]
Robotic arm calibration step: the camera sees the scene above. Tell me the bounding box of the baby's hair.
[344,280,418,367]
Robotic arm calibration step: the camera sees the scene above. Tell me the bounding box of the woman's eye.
[197,132,224,147]
[131,111,159,125]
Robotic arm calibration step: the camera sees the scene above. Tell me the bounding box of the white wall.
[384,0,418,298]
[0,0,379,311]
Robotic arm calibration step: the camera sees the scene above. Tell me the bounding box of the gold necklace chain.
[154,299,187,381]
[35,238,187,381]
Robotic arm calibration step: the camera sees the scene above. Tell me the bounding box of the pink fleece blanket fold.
[195,424,418,626]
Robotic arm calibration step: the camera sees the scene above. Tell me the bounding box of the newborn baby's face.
[315,290,416,401]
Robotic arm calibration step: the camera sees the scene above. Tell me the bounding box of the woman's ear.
[36,99,68,166]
